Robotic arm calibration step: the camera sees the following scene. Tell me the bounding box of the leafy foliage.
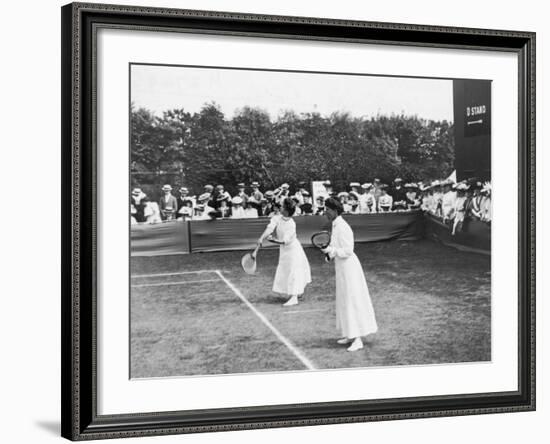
[131,103,454,198]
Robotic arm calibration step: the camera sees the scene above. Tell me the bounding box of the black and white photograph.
[129,64,492,378]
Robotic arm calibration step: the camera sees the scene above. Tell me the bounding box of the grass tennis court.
[130,239,491,378]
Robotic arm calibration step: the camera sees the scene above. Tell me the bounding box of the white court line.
[215,270,316,371]
[131,279,219,288]
[132,270,217,279]
[283,309,326,314]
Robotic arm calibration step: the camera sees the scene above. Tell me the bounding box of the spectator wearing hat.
[300,191,314,215]
[248,181,263,215]
[131,188,147,222]
[349,182,361,200]
[195,192,215,220]
[214,184,232,210]
[159,184,178,221]
[315,196,325,215]
[359,183,376,213]
[236,183,249,205]
[262,190,276,216]
[405,183,421,210]
[274,183,290,204]
[357,184,369,213]
[441,181,457,223]
[430,180,444,217]
[466,182,484,220]
[337,191,351,213]
[377,185,393,212]
[177,187,195,220]
[230,196,246,219]
[390,178,407,210]
[452,183,469,235]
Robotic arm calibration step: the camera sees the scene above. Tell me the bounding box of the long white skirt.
[272,239,312,295]
[335,253,378,338]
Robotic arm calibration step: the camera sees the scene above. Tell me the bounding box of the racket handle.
[252,244,261,259]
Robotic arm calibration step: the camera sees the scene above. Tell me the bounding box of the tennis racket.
[311,231,331,261]
[241,244,261,275]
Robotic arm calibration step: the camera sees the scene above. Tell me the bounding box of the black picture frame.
[61,2,535,440]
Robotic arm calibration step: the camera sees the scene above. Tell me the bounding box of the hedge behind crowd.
[131,103,454,200]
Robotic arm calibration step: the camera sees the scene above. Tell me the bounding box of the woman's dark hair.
[325,197,344,215]
[282,197,296,216]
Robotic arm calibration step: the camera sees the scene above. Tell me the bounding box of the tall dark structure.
[452,79,491,181]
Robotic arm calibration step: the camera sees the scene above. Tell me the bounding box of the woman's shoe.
[336,338,351,345]
[347,338,364,352]
[283,296,298,306]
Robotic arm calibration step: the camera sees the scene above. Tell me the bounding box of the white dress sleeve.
[327,222,354,259]
[259,216,279,241]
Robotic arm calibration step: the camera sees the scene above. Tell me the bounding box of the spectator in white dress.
[230,196,246,219]
[377,186,393,212]
[452,183,469,235]
[257,198,312,307]
[321,198,378,352]
[442,182,457,222]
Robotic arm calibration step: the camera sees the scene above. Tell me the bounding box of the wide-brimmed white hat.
[231,196,243,205]
[179,187,188,193]
[338,191,349,198]
[197,192,211,202]
[281,183,289,189]
[349,182,360,188]
[161,184,172,191]
[361,183,372,190]
[204,184,214,191]
[251,181,260,187]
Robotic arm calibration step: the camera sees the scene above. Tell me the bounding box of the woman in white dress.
[321,198,378,351]
[257,198,311,306]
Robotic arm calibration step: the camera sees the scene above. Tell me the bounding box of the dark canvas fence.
[131,211,425,257]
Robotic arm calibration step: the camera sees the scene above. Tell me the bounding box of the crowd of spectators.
[131,177,492,234]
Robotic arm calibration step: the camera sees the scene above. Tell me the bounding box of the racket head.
[311,230,331,249]
[241,252,257,275]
